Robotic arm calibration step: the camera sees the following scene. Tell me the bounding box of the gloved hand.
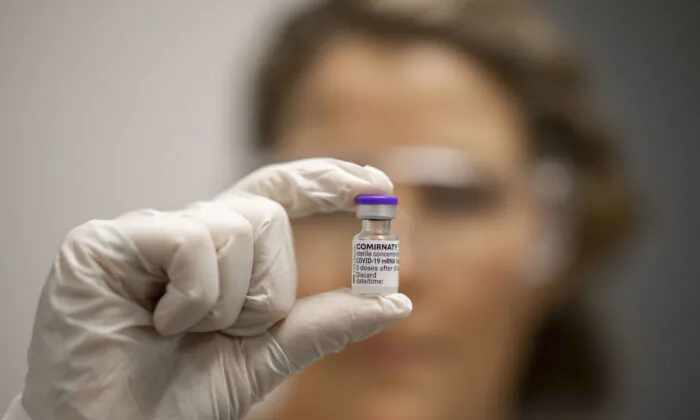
[13,158,412,420]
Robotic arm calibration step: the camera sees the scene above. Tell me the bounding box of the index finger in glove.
[207,195,297,337]
[216,158,394,219]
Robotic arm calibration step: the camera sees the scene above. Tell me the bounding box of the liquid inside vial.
[352,196,399,296]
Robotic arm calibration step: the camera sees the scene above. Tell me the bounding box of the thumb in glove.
[241,289,412,403]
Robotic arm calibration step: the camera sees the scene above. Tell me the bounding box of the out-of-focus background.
[0,1,697,418]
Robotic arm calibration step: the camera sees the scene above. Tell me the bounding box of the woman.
[248,0,633,418]
[6,0,634,419]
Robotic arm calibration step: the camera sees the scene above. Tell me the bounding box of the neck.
[361,219,391,234]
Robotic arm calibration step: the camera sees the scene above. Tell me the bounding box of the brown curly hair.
[252,0,636,413]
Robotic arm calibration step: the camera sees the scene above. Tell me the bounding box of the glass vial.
[352,195,399,296]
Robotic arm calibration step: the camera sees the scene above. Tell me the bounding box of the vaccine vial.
[352,195,399,296]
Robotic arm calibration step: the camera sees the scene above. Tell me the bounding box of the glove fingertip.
[361,164,394,193]
[377,293,413,317]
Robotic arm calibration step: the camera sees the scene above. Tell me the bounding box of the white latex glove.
[9,159,412,420]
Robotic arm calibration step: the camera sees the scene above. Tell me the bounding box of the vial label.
[352,239,399,295]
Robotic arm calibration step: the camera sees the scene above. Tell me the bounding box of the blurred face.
[272,35,547,420]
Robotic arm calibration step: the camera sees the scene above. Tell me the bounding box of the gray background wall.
[0,0,300,411]
[1,0,697,418]
[537,1,700,418]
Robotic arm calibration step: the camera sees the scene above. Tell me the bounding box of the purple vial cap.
[355,195,398,206]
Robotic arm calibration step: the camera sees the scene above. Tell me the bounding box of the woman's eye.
[421,185,501,215]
